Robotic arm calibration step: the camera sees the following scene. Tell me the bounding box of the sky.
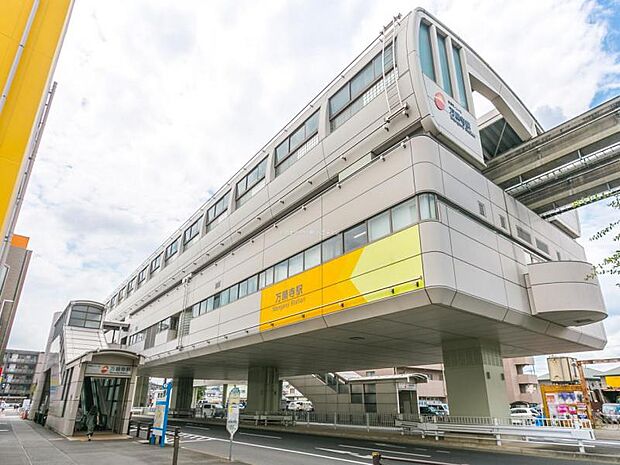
[8,1,620,375]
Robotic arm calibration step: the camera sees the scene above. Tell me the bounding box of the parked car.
[601,403,620,424]
[197,401,225,418]
[419,405,445,416]
[510,407,539,425]
[286,400,313,411]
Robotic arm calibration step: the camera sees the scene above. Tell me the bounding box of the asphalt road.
[169,423,603,465]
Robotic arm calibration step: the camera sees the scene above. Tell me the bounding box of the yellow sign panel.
[605,376,620,389]
[259,224,424,331]
[0,0,73,243]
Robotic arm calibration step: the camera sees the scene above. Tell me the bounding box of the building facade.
[0,235,32,359]
[503,357,541,405]
[0,348,43,402]
[84,9,607,419]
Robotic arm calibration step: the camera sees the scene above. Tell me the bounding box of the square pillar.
[246,367,281,413]
[442,339,509,418]
[170,377,193,411]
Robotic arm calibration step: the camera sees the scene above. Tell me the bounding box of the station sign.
[85,363,132,377]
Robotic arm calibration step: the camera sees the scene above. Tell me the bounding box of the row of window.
[108,42,406,310]
[329,45,395,130]
[127,193,438,344]
[419,21,468,110]
[188,193,437,320]
[127,314,180,346]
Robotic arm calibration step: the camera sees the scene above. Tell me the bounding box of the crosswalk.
[129,425,212,443]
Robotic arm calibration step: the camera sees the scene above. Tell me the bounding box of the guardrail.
[397,416,594,453]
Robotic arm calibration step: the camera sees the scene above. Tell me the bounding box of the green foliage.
[590,194,620,284]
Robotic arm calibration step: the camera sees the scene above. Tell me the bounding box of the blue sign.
[150,381,172,447]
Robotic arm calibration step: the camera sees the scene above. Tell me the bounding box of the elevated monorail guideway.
[483,96,620,216]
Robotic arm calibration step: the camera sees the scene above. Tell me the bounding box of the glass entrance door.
[76,376,128,434]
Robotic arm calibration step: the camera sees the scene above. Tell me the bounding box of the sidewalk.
[0,416,237,465]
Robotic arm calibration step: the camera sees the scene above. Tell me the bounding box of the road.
[166,423,604,465]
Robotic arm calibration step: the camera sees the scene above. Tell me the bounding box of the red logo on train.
[434,92,446,110]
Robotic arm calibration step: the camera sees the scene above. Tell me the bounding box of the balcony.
[526,261,607,326]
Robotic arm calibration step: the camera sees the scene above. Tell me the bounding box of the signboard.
[540,384,589,420]
[227,386,241,461]
[150,382,172,447]
[85,363,132,377]
[259,225,424,331]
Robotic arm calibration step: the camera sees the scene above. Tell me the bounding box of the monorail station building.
[33,8,615,429]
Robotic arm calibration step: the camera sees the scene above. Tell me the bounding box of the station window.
[344,222,368,252]
[391,198,419,231]
[478,201,486,217]
[137,266,148,285]
[535,238,550,255]
[322,233,344,262]
[207,191,230,231]
[499,215,507,230]
[68,305,103,329]
[150,254,162,273]
[126,278,136,296]
[275,111,320,175]
[516,225,532,244]
[419,193,438,220]
[274,260,288,282]
[236,158,268,207]
[419,22,435,81]
[436,34,453,96]
[368,211,391,241]
[452,45,468,109]
[288,252,304,276]
[165,237,180,263]
[184,216,202,246]
[304,244,321,269]
[329,44,395,130]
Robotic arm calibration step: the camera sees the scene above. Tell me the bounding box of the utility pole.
[575,357,620,424]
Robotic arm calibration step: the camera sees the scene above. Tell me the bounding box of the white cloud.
[8,1,619,359]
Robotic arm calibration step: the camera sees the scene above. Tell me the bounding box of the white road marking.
[374,442,406,448]
[437,450,451,453]
[180,438,212,443]
[0,429,8,432]
[339,444,431,458]
[315,447,371,459]
[183,438,370,464]
[239,432,282,439]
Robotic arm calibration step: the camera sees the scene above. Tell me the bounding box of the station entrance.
[75,376,129,435]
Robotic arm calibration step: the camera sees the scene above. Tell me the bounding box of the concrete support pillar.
[133,376,149,407]
[442,339,509,418]
[170,377,193,411]
[246,367,281,413]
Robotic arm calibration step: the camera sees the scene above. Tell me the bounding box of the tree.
[589,194,620,284]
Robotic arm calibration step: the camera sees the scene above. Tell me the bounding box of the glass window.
[138,267,148,284]
[184,217,202,245]
[206,296,214,312]
[229,284,239,302]
[213,293,221,309]
[419,22,435,81]
[344,223,368,252]
[392,198,418,230]
[452,45,468,109]
[247,274,258,294]
[437,34,453,96]
[275,260,288,282]
[419,194,438,220]
[322,234,343,262]
[350,63,374,97]
[275,111,320,174]
[304,244,321,269]
[165,238,180,261]
[329,85,350,116]
[192,303,201,318]
[288,253,304,276]
[199,300,207,315]
[150,254,162,273]
[368,211,391,241]
[220,288,230,306]
[305,111,319,135]
[259,271,267,289]
[264,266,274,287]
[289,125,306,151]
[238,280,248,298]
[207,192,230,230]
[236,158,268,204]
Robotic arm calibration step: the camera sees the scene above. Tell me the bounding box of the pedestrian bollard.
[172,427,180,465]
[372,451,382,464]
